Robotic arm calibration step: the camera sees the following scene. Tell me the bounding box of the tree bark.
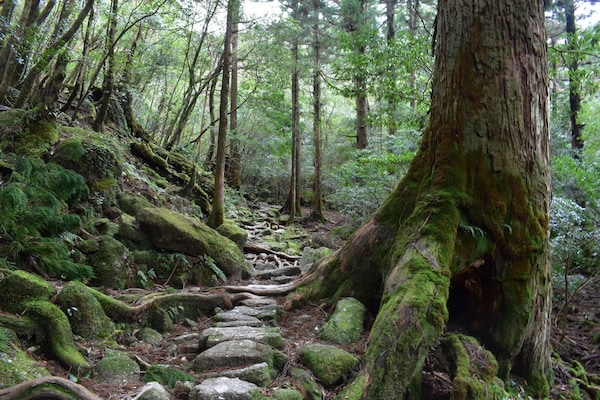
[564,0,584,155]
[93,0,118,132]
[311,0,325,221]
[226,0,241,189]
[207,0,235,229]
[286,0,552,398]
[282,0,302,223]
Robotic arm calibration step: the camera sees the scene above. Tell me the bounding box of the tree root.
[0,376,102,400]
[243,244,301,260]
[219,281,301,295]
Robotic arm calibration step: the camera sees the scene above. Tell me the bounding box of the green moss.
[142,365,195,388]
[319,297,366,345]
[0,270,56,313]
[336,375,368,400]
[92,350,139,383]
[0,345,50,387]
[24,300,91,373]
[56,281,115,339]
[272,388,304,400]
[89,235,129,289]
[87,286,133,321]
[14,120,59,157]
[299,343,358,386]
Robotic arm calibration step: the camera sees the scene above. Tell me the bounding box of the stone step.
[198,326,284,350]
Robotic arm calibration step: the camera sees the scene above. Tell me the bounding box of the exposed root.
[243,244,301,261]
[0,376,102,400]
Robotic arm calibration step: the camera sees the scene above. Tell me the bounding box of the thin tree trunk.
[226,0,241,189]
[385,0,397,136]
[311,0,325,221]
[203,76,219,171]
[282,0,302,222]
[13,0,94,108]
[93,0,118,132]
[565,0,584,155]
[207,0,235,229]
[288,1,552,398]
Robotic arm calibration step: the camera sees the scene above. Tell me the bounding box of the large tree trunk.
[287,0,552,398]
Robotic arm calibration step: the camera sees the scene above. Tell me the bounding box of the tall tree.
[564,0,584,155]
[311,0,325,221]
[288,0,552,397]
[281,0,303,223]
[207,0,236,229]
[93,0,119,132]
[340,0,370,149]
[226,0,242,189]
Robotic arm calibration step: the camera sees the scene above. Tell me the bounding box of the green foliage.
[326,132,418,230]
[142,365,195,388]
[0,155,92,280]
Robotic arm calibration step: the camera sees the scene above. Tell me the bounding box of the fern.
[204,255,227,282]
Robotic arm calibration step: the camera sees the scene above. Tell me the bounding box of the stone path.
[127,209,362,400]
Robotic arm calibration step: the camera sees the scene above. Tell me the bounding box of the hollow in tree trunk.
[286,0,552,398]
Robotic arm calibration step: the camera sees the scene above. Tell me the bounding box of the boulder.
[318,297,366,344]
[0,270,56,314]
[131,382,171,400]
[198,327,284,350]
[136,207,251,278]
[299,343,358,386]
[92,350,140,384]
[193,339,287,373]
[189,377,260,400]
[216,219,248,250]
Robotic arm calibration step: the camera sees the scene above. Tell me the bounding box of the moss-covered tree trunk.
[287,0,552,398]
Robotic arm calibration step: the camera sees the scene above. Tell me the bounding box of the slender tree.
[226,0,242,189]
[311,0,325,221]
[564,0,584,155]
[207,0,236,229]
[93,0,119,132]
[288,0,552,397]
[281,0,303,223]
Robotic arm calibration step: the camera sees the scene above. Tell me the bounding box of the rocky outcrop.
[136,207,251,278]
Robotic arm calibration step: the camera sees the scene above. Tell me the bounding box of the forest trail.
[24,203,600,399]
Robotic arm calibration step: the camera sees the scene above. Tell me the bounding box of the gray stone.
[189,377,260,400]
[136,327,163,344]
[202,362,273,387]
[193,339,287,373]
[131,382,171,400]
[214,309,263,325]
[199,326,284,349]
[254,265,302,279]
[318,297,366,344]
[241,297,278,307]
[214,320,264,328]
[228,305,278,323]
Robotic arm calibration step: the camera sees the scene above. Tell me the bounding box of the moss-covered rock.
[289,367,323,400]
[51,136,121,192]
[0,109,58,157]
[89,235,130,289]
[272,388,304,400]
[92,350,140,384]
[118,193,152,217]
[0,327,50,386]
[216,219,248,250]
[299,343,358,386]
[136,207,250,278]
[318,297,366,345]
[136,327,163,344]
[0,270,56,314]
[56,281,115,340]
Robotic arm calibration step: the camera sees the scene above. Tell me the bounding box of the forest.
[0,0,599,399]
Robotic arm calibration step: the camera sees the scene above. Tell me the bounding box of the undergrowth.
[0,154,92,280]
